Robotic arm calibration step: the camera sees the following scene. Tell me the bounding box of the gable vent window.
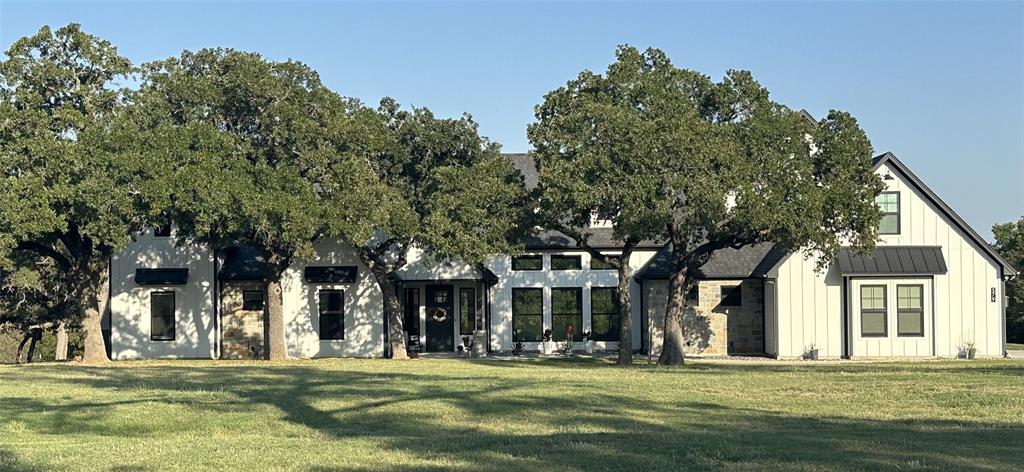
[876,192,900,235]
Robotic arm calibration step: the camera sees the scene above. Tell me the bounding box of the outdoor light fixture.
[883,173,895,180]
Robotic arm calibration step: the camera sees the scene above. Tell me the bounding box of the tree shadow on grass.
[3,362,1023,471]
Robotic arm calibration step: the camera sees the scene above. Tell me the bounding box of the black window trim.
[318,289,345,341]
[589,286,620,342]
[860,284,888,338]
[896,283,925,337]
[878,191,900,235]
[511,287,544,342]
[241,289,265,311]
[550,287,583,341]
[550,254,583,271]
[150,291,176,342]
[512,254,544,271]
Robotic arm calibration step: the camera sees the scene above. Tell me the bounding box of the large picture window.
[896,285,924,336]
[459,288,476,335]
[876,192,900,234]
[512,255,543,271]
[551,288,583,341]
[590,287,620,342]
[319,290,345,340]
[512,288,543,342]
[860,285,887,337]
[150,291,175,341]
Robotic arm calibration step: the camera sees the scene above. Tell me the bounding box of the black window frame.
[459,287,476,335]
[719,285,742,307]
[550,255,582,271]
[511,255,543,271]
[860,285,888,337]
[896,284,925,337]
[150,291,176,341]
[550,287,583,341]
[241,290,264,311]
[590,256,615,270]
[318,289,345,340]
[512,288,543,342]
[589,287,620,342]
[877,191,900,235]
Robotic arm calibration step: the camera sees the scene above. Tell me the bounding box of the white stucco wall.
[770,160,1006,358]
[109,229,217,359]
[282,240,384,358]
[485,249,657,352]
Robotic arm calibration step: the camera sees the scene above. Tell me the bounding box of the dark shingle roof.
[506,153,538,189]
[836,246,947,275]
[219,246,269,281]
[527,228,662,250]
[635,243,781,280]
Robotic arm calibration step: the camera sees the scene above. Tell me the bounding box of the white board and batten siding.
[486,250,657,352]
[768,159,1006,358]
[282,239,385,358]
[109,229,218,359]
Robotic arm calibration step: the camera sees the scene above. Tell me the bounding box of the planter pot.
[968,348,977,360]
[542,341,553,355]
[809,349,819,360]
[584,341,594,354]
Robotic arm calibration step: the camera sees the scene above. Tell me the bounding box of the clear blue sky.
[3,1,1022,239]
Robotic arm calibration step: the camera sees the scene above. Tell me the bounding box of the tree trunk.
[372,269,407,360]
[16,331,31,364]
[79,258,110,364]
[54,322,68,361]
[263,261,288,361]
[616,253,634,366]
[658,264,689,366]
[26,328,43,363]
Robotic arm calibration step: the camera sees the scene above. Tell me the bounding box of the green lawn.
[1,358,1022,471]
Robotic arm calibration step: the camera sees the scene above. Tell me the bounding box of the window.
[318,290,345,340]
[154,224,171,238]
[551,255,582,270]
[459,288,476,335]
[512,255,543,271]
[241,290,264,311]
[896,285,924,336]
[150,291,175,341]
[720,285,742,306]
[686,286,699,304]
[590,287,620,342]
[403,288,420,336]
[551,288,583,341]
[860,285,887,337]
[876,192,900,235]
[590,256,615,270]
[512,288,543,342]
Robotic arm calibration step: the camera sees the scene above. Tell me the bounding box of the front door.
[425,285,454,352]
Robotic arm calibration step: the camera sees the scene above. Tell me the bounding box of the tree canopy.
[528,45,884,365]
[0,24,140,362]
[993,216,1024,344]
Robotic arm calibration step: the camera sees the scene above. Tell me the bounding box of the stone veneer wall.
[645,278,765,356]
[220,281,264,359]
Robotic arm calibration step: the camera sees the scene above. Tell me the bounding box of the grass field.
[1,358,1022,471]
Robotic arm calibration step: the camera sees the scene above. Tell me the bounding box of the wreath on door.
[430,307,448,323]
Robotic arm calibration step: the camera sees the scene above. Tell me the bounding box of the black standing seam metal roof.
[836,246,947,275]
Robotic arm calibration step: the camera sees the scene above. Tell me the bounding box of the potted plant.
[541,329,553,355]
[803,343,819,360]
[967,341,977,360]
[512,342,525,356]
[582,330,594,354]
[460,335,473,357]
[561,325,575,357]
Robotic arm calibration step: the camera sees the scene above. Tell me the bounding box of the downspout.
[485,282,492,354]
[213,249,220,359]
[105,256,113,359]
[841,276,849,359]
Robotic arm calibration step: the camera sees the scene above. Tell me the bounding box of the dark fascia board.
[872,152,1017,276]
[798,109,816,124]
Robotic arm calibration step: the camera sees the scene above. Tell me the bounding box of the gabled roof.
[635,243,783,280]
[872,152,1016,276]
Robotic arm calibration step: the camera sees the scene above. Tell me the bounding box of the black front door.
[425,285,454,352]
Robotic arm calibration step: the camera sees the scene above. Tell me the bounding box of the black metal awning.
[135,268,189,285]
[837,246,947,276]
